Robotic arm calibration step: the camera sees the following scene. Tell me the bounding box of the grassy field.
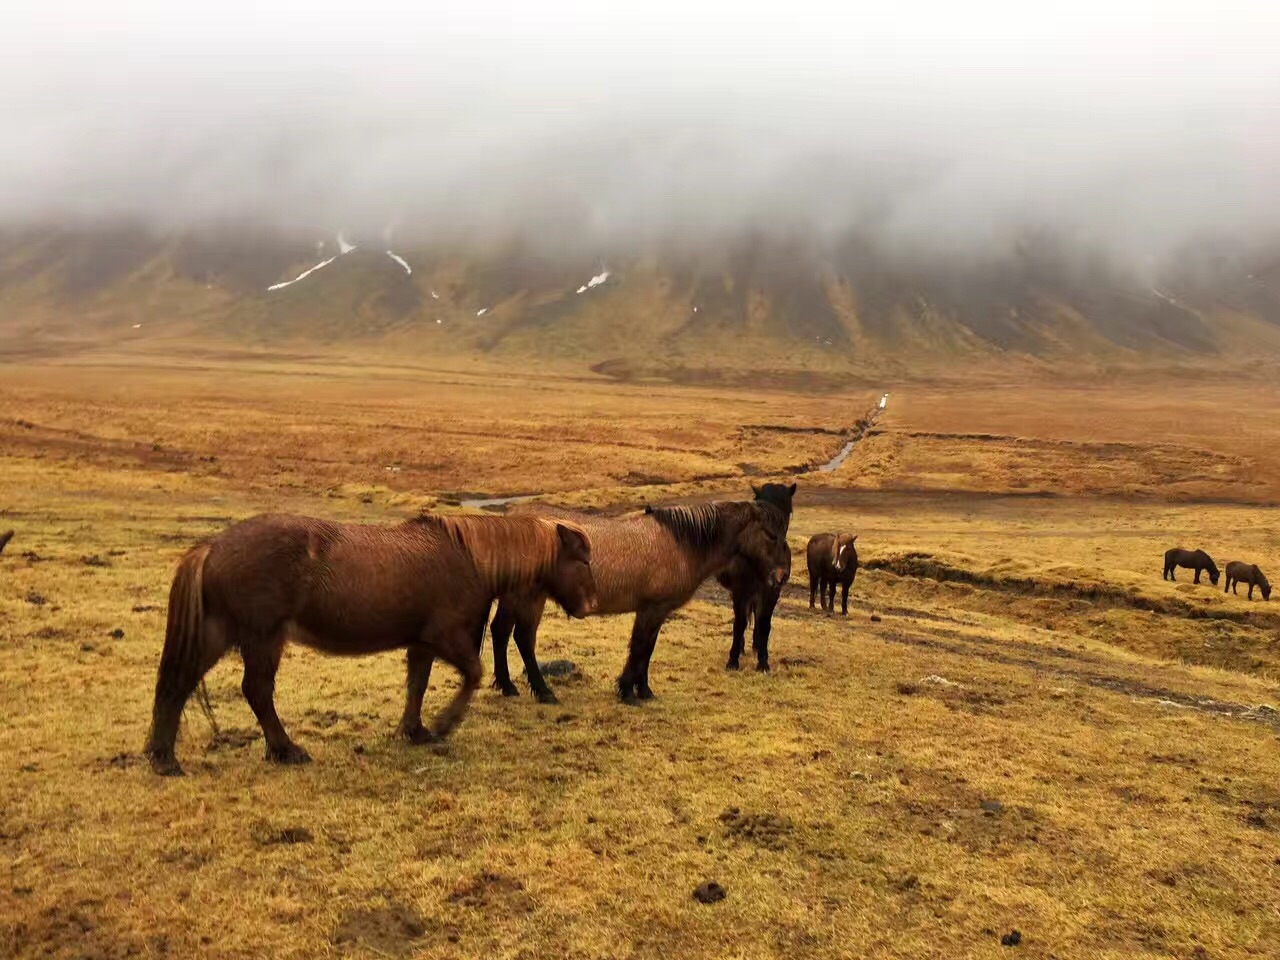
[2,347,1279,959]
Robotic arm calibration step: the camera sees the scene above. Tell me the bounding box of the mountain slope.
[3,224,1279,376]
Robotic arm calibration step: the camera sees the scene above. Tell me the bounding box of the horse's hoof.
[725,659,741,671]
[267,743,312,765]
[148,753,184,777]
[755,662,771,673]
[534,689,560,705]
[620,693,642,707]
[498,684,520,698]
[399,724,437,745]
[637,686,656,701]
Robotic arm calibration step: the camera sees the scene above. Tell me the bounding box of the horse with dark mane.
[487,500,790,704]
[1224,561,1270,601]
[717,483,795,672]
[1162,548,1219,585]
[806,532,859,614]
[145,512,595,775]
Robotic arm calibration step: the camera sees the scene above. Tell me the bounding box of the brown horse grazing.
[145,513,595,776]
[1224,561,1271,601]
[1163,547,1219,585]
[719,483,796,672]
[488,500,790,705]
[0,530,12,555]
[807,533,859,614]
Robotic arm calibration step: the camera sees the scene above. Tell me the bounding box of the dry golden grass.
[2,347,1279,959]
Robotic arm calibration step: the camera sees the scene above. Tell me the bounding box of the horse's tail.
[147,543,214,752]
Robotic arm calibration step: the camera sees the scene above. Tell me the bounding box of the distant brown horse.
[807,533,858,614]
[145,513,596,776]
[488,500,790,704]
[719,483,795,672]
[0,530,12,556]
[1224,561,1270,601]
[1163,548,1219,585]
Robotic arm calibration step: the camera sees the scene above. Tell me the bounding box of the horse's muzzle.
[770,567,790,590]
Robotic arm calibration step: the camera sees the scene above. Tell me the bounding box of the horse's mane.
[643,502,746,553]
[412,513,583,590]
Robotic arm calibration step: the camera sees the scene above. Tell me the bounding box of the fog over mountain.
[4,0,1279,271]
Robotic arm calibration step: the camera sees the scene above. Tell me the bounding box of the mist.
[4,1,1279,269]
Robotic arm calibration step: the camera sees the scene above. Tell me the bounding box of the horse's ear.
[849,534,858,543]
[750,484,762,498]
[788,482,797,496]
[644,504,654,515]
[555,523,590,557]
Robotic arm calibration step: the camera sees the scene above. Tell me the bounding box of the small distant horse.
[488,500,790,705]
[807,532,859,614]
[1163,548,1219,585]
[145,512,596,776]
[718,482,796,672]
[0,530,12,556]
[1224,561,1270,601]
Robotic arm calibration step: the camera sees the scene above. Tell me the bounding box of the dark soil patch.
[79,554,112,568]
[447,871,534,911]
[249,820,313,846]
[206,728,261,752]
[719,808,793,851]
[331,903,426,955]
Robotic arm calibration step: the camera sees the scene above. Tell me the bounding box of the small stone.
[980,799,1004,816]
[109,628,125,640]
[80,643,95,652]
[352,743,366,755]
[1000,929,1022,947]
[692,881,726,904]
[870,614,882,622]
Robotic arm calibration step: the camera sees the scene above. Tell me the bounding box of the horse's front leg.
[618,606,666,704]
[488,601,520,697]
[1194,568,1202,584]
[396,641,436,744]
[726,590,750,670]
[840,581,850,616]
[511,597,555,704]
[752,586,779,672]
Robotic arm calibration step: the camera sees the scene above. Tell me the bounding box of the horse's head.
[1208,565,1221,586]
[738,504,792,592]
[547,523,598,618]
[832,534,858,574]
[751,482,797,518]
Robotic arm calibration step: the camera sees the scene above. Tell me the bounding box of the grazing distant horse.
[488,500,790,705]
[1224,561,1270,601]
[145,513,596,776]
[0,530,12,556]
[718,482,796,672]
[807,533,859,614]
[1163,548,1219,585]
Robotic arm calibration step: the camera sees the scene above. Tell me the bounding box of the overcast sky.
[3,1,1278,264]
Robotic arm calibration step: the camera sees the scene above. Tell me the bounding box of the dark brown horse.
[806,532,859,614]
[0,530,13,556]
[719,482,795,672]
[488,500,790,705]
[1163,548,1219,585]
[145,512,595,775]
[1224,561,1270,600]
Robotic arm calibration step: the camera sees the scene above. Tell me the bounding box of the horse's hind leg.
[396,642,436,744]
[809,575,817,609]
[146,617,228,776]
[241,629,309,765]
[726,590,751,670]
[489,602,520,697]
[427,629,483,740]
[1194,567,1202,584]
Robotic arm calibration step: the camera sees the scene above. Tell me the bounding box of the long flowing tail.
[145,543,213,773]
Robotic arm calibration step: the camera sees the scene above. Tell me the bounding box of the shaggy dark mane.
[644,503,737,552]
